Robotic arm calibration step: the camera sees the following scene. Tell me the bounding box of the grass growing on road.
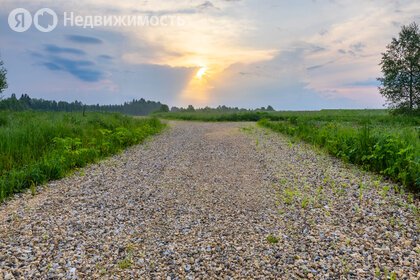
[0,111,165,201]
[157,109,420,192]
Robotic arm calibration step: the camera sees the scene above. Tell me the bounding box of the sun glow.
[195,66,207,79]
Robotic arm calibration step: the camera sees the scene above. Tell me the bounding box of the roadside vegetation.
[0,111,164,201]
[258,115,419,193]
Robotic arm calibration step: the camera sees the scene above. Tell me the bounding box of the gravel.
[0,121,419,279]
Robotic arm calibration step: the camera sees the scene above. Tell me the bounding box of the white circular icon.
[8,8,32,32]
[34,8,58,32]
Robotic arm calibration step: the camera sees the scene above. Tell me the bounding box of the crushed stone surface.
[0,121,419,279]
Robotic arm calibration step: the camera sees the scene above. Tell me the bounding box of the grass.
[118,248,134,269]
[266,235,280,243]
[258,116,419,192]
[154,109,420,125]
[0,111,165,201]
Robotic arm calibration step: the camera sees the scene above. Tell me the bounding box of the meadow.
[156,110,420,192]
[0,111,164,201]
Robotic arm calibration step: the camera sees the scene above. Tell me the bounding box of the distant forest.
[0,94,164,116]
[170,104,275,113]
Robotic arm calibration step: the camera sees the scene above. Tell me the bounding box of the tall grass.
[258,118,420,192]
[0,111,164,201]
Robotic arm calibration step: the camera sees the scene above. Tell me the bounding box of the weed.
[408,193,413,203]
[118,248,134,269]
[382,186,389,199]
[30,181,36,197]
[301,197,308,209]
[267,235,279,243]
[390,271,396,280]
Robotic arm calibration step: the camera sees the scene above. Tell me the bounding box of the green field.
[0,111,165,201]
[156,110,420,192]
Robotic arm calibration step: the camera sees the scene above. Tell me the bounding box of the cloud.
[98,55,113,60]
[306,64,323,71]
[344,78,380,87]
[350,42,366,53]
[196,1,219,10]
[42,56,103,82]
[306,60,334,71]
[44,44,85,55]
[66,35,103,44]
[43,62,61,71]
[2,0,419,108]
[193,49,360,109]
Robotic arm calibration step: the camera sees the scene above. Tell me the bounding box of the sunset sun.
[195,66,207,79]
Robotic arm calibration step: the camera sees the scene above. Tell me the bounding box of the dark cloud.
[43,62,61,71]
[29,51,44,58]
[197,1,220,10]
[338,49,346,54]
[306,60,334,71]
[306,64,323,71]
[345,78,379,87]
[295,42,326,54]
[311,46,326,53]
[66,35,103,44]
[132,8,197,15]
[98,55,113,60]
[350,42,366,52]
[42,56,103,82]
[319,29,328,36]
[44,44,85,55]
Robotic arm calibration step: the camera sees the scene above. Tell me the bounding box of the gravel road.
[0,121,419,279]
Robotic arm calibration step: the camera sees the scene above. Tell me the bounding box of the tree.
[0,58,7,97]
[186,105,195,112]
[170,106,180,112]
[266,105,275,111]
[159,104,169,112]
[378,22,420,113]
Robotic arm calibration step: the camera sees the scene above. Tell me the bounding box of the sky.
[1,0,419,110]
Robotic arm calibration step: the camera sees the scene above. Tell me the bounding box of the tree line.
[169,105,275,113]
[0,94,165,116]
